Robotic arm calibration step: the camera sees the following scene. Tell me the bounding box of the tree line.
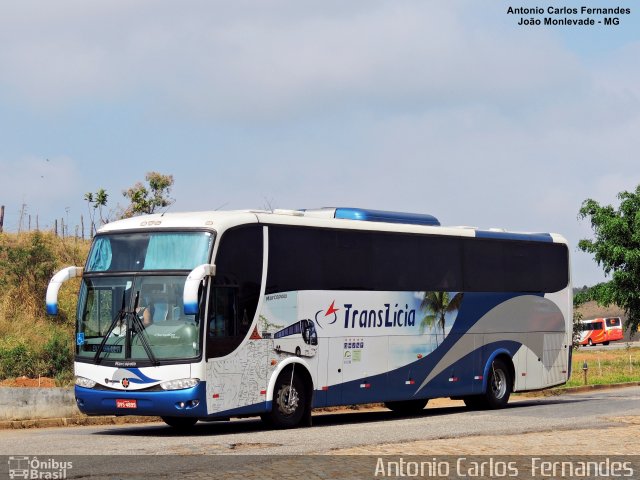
[0,171,174,238]
[84,171,174,236]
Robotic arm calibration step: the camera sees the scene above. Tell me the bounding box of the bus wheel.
[384,399,428,415]
[161,416,198,429]
[465,358,512,410]
[603,341,610,346]
[588,338,593,346]
[265,369,307,429]
[484,358,512,409]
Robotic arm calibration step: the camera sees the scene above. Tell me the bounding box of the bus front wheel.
[161,416,198,429]
[384,399,428,415]
[263,369,307,429]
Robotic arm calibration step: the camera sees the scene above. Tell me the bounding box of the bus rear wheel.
[263,369,307,429]
[384,399,428,415]
[464,358,512,410]
[161,416,198,429]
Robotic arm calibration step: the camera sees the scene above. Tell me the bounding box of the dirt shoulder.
[332,417,640,455]
[331,389,640,456]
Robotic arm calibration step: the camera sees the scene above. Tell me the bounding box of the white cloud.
[0,1,584,119]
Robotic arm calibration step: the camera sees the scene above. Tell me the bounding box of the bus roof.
[97,208,567,244]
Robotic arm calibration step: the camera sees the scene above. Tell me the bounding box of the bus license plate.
[116,399,137,409]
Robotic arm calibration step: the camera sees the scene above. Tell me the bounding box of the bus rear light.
[474,376,483,380]
[260,390,267,395]
[322,386,329,391]
[405,380,415,385]
[360,383,371,389]
[448,377,459,382]
[160,378,200,391]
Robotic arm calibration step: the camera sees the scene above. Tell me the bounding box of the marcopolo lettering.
[343,303,416,329]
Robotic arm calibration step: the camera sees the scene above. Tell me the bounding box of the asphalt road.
[583,340,640,351]
[1,387,639,457]
[2,388,639,479]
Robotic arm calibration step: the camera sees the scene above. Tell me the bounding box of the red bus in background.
[579,317,624,346]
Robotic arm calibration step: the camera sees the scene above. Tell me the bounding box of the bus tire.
[384,399,428,415]
[264,369,307,429]
[465,358,512,410]
[484,358,512,409]
[603,341,610,346]
[588,338,593,346]
[161,416,198,429]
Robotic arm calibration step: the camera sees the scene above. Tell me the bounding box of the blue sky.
[0,1,638,286]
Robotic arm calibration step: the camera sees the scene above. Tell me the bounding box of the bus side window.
[208,287,237,337]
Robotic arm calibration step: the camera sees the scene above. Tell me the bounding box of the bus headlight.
[160,378,200,391]
[75,376,97,388]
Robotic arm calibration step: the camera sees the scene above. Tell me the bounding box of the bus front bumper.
[75,382,208,418]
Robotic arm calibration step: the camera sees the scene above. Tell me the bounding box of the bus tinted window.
[463,239,568,292]
[208,225,263,358]
[606,317,621,327]
[266,226,568,294]
[266,227,463,293]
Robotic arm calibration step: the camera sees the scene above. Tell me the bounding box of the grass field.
[565,345,640,388]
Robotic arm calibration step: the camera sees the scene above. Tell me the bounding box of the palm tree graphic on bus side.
[420,291,464,345]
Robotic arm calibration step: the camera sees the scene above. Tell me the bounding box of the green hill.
[0,231,90,383]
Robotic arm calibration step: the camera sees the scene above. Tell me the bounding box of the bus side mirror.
[46,266,83,315]
[183,264,216,315]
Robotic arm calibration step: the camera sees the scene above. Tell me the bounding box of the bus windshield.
[76,275,201,363]
[86,231,213,272]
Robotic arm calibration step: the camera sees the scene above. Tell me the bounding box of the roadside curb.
[0,415,161,430]
[1,382,638,430]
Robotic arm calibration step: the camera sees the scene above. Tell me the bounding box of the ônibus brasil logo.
[315,300,339,329]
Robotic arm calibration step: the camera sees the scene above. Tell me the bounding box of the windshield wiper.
[93,290,160,366]
[129,292,159,366]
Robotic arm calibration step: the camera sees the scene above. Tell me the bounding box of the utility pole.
[18,203,27,233]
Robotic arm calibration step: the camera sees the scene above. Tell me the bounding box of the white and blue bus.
[46,207,571,429]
